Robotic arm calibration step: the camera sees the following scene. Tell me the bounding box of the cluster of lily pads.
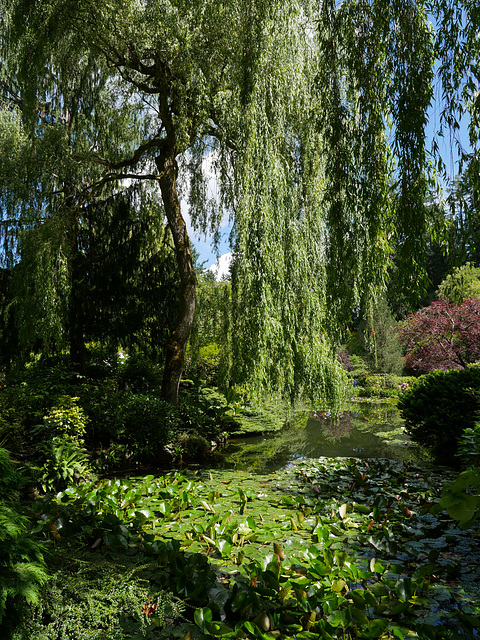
[30,458,480,639]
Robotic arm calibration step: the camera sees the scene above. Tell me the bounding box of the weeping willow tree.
[1,0,260,402]
[0,0,473,406]
[230,0,435,404]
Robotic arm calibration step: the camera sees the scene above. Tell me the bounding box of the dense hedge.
[398,367,480,463]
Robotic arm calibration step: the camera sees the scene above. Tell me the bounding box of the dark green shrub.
[117,394,180,462]
[398,367,480,462]
[0,361,77,448]
[77,380,124,445]
[179,384,235,439]
[116,354,162,392]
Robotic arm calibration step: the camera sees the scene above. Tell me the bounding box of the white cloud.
[207,252,233,280]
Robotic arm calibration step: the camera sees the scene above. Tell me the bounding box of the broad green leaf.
[351,606,369,627]
[194,607,213,630]
[217,539,232,558]
[327,609,349,628]
[331,579,346,593]
[440,492,480,526]
[357,618,389,638]
[394,577,413,603]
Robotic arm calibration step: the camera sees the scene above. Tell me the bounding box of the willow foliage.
[0,0,471,407]
[230,0,435,404]
[433,0,480,153]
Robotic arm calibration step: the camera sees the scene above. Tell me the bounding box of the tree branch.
[71,132,166,171]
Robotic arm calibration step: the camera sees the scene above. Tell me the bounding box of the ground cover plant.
[17,457,480,639]
[14,552,186,640]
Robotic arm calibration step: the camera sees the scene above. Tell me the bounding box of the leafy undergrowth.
[23,458,480,639]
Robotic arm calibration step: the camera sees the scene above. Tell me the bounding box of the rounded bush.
[117,394,180,462]
[398,367,480,462]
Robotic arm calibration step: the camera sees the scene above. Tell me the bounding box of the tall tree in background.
[437,262,480,305]
[1,0,477,406]
[445,159,480,266]
[80,190,179,360]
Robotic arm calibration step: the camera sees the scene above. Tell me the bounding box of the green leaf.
[451,468,480,492]
[217,539,232,558]
[327,609,349,628]
[389,625,406,639]
[357,618,389,638]
[394,578,413,603]
[351,607,369,627]
[157,501,171,516]
[194,607,213,630]
[331,579,346,593]
[440,492,480,526]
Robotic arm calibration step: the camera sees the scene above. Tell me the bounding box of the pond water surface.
[217,401,429,473]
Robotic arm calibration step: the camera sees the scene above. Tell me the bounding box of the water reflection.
[218,401,428,473]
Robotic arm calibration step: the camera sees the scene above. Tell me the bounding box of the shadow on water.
[215,401,429,473]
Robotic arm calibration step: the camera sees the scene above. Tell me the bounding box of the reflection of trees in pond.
[218,401,425,472]
[312,411,353,441]
[359,403,401,424]
[222,425,311,472]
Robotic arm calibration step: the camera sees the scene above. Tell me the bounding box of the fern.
[0,455,48,636]
[38,437,94,492]
[0,447,24,494]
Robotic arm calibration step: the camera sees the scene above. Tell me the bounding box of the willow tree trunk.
[156,148,196,405]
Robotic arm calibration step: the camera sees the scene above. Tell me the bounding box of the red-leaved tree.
[397,299,480,372]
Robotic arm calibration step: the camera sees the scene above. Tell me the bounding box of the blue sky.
[191,113,472,269]
[187,219,232,269]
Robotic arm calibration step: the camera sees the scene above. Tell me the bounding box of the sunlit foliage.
[0,0,478,405]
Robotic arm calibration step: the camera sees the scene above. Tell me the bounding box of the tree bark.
[156,148,196,405]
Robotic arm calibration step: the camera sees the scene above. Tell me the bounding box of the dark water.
[217,401,427,473]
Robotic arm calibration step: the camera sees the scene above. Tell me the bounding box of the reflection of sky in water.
[220,402,428,473]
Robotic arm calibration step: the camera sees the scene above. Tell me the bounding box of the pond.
[216,400,429,472]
